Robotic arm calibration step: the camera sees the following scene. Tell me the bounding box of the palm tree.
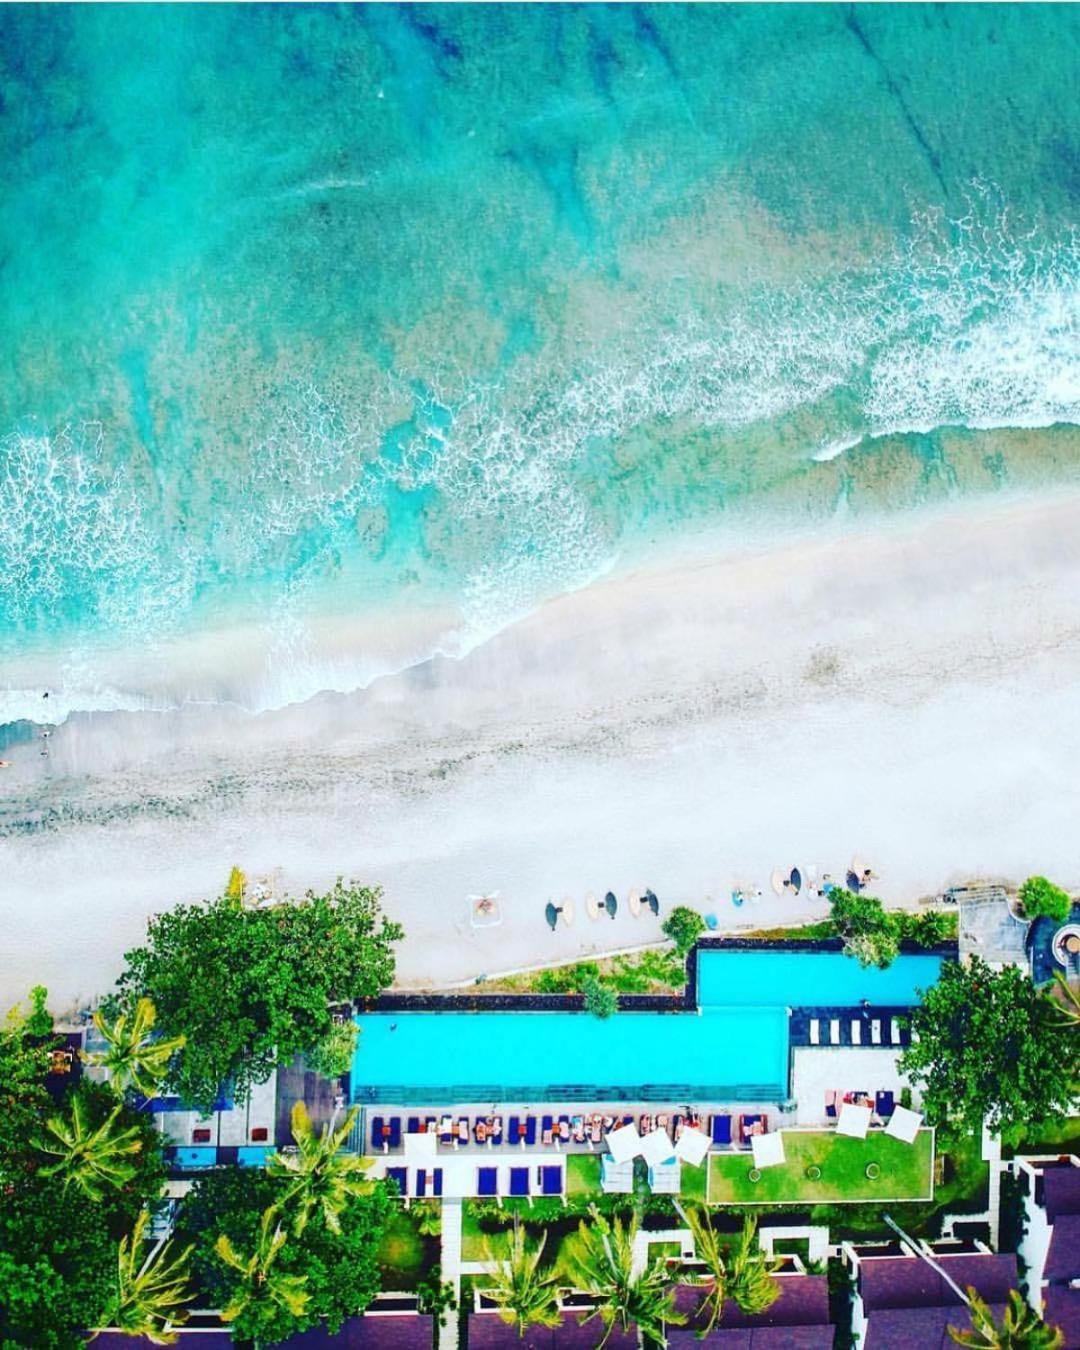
[85,998,186,1099]
[91,1210,195,1345]
[682,1205,728,1335]
[563,1206,685,1348]
[948,1288,1064,1348]
[725,1215,781,1315]
[266,1102,373,1235]
[478,1220,562,1337]
[32,1091,143,1199]
[1050,971,1080,1027]
[214,1208,310,1329]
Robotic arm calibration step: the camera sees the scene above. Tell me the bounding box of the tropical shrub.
[829,889,899,969]
[662,906,706,958]
[1018,876,1072,924]
[582,976,619,1019]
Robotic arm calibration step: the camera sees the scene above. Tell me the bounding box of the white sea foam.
[3,191,1079,723]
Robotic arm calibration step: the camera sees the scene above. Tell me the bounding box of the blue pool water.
[697,951,943,1009]
[351,951,942,1104]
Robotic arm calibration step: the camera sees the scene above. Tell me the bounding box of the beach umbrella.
[751,1130,786,1169]
[628,889,642,918]
[846,870,862,892]
[645,889,659,915]
[770,868,786,897]
[788,868,802,895]
[560,897,575,927]
[585,892,600,921]
[604,891,618,919]
[545,901,559,931]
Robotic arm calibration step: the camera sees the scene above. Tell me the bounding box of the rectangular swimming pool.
[350,950,942,1105]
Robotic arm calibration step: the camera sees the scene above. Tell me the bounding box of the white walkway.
[439,1197,463,1350]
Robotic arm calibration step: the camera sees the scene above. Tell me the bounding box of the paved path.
[439,1198,464,1350]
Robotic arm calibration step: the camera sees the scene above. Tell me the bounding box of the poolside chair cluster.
[371,1114,509,1151]
[384,1162,564,1200]
[808,1015,907,1047]
[709,1113,769,1148]
[825,1090,895,1122]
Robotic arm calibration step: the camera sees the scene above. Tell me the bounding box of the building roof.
[467,1310,638,1349]
[864,1304,1009,1350]
[858,1252,1017,1312]
[1042,1165,1080,1221]
[280,1312,435,1347]
[668,1276,832,1342]
[1043,1286,1080,1349]
[1046,1214,1080,1282]
[668,1326,834,1348]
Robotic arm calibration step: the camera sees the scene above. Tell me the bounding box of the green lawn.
[1002,1115,1080,1160]
[377,1208,439,1290]
[567,1153,599,1197]
[708,1130,934,1205]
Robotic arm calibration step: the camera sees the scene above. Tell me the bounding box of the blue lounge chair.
[540,1165,563,1197]
[439,1118,453,1144]
[416,1170,428,1198]
[371,1116,385,1149]
[477,1166,498,1196]
[433,1169,443,1197]
[875,1090,895,1120]
[388,1118,402,1148]
[740,1114,764,1143]
[386,1166,408,1196]
[557,1115,570,1141]
[407,1116,420,1135]
[711,1114,731,1146]
[509,1115,521,1143]
[509,1166,529,1197]
[523,1116,537,1145]
[541,1115,554,1144]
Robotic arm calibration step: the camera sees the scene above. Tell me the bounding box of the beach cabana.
[837,1103,873,1139]
[751,1130,785,1170]
[674,1125,711,1168]
[606,1121,641,1164]
[883,1103,923,1143]
[649,1156,681,1193]
[640,1127,675,1168]
[601,1154,635,1194]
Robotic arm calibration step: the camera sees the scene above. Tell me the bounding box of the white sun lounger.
[890,1017,902,1044]
[810,1019,820,1045]
[829,1019,840,1045]
[851,1019,862,1045]
[871,1020,882,1045]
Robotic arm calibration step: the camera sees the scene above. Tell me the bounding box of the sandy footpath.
[3,488,1080,1011]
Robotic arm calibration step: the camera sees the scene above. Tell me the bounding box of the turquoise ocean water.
[1,5,1079,721]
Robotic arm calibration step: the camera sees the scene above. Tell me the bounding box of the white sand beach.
[3,487,1080,1011]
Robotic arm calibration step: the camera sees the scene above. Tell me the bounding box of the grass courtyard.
[708,1129,934,1205]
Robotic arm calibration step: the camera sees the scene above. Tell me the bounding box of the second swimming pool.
[351,950,942,1105]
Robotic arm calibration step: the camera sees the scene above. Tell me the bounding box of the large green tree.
[0,1183,115,1349]
[85,997,186,1099]
[31,1089,145,1201]
[900,957,1080,1134]
[267,1102,374,1236]
[948,1288,1064,1348]
[116,881,403,1110]
[175,1166,393,1343]
[563,1207,684,1347]
[829,888,899,969]
[479,1221,562,1337]
[0,1000,54,1183]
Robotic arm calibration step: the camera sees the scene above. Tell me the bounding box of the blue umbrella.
[604,891,618,919]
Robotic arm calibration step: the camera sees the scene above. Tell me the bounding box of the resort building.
[1014,1154,1080,1346]
[844,1238,1019,1348]
[148,1073,278,1172]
